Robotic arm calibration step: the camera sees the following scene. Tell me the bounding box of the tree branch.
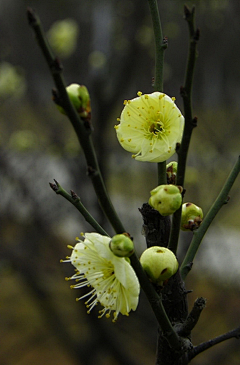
[49,180,109,236]
[181,155,240,280]
[168,5,199,255]
[177,297,206,337]
[147,0,167,186]
[27,7,125,234]
[189,326,240,361]
[130,252,182,351]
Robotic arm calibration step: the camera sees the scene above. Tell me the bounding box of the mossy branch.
[180,156,240,280]
[168,6,199,255]
[49,180,109,236]
[27,8,125,234]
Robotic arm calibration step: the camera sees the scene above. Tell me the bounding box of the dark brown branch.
[177,297,206,337]
[139,203,171,248]
[189,326,240,361]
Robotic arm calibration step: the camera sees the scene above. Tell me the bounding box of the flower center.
[148,119,165,136]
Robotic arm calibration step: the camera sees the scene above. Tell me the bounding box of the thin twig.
[49,180,109,236]
[181,155,240,280]
[147,0,167,186]
[27,8,125,234]
[147,0,167,93]
[168,5,199,255]
[189,326,240,361]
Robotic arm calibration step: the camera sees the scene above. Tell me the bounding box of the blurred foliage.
[47,18,79,58]
[1,0,240,364]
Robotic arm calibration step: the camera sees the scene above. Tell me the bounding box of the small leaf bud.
[166,161,178,184]
[148,184,182,216]
[109,234,134,257]
[140,246,178,284]
[181,202,203,231]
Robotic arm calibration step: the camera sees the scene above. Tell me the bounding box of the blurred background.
[1,0,240,364]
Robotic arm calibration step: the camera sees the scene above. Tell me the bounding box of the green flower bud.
[181,202,203,231]
[140,246,178,284]
[166,161,178,184]
[109,234,134,257]
[148,184,182,216]
[56,83,91,119]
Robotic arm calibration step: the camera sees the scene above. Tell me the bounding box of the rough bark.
[139,203,193,365]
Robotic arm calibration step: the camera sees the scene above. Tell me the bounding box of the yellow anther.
[137,91,142,96]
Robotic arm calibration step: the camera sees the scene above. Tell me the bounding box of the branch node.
[184,5,195,21]
[49,179,60,193]
[192,116,198,128]
[70,190,80,202]
[26,7,37,25]
[162,37,168,49]
[87,166,98,177]
[51,57,63,73]
[194,28,200,41]
[180,86,187,98]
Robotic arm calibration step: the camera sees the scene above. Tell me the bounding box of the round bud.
[166,161,178,184]
[140,246,178,284]
[181,202,203,231]
[109,234,134,257]
[148,184,182,216]
[56,84,91,118]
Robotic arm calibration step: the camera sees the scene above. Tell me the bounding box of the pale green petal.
[67,232,140,320]
[115,92,184,163]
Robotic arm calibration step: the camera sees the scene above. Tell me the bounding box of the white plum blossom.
[65,233,140,321]
[115,91,184,162]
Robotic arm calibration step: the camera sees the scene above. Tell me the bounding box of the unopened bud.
[166,161,178,184]
[56,83,91,119]
[109,234,134,257]
[140,246,178,284]
[181,202,203,231]
[149,184,182,216]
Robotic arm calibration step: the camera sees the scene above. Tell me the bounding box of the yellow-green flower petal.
[66,232,140,321]
[115,92,184,162]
